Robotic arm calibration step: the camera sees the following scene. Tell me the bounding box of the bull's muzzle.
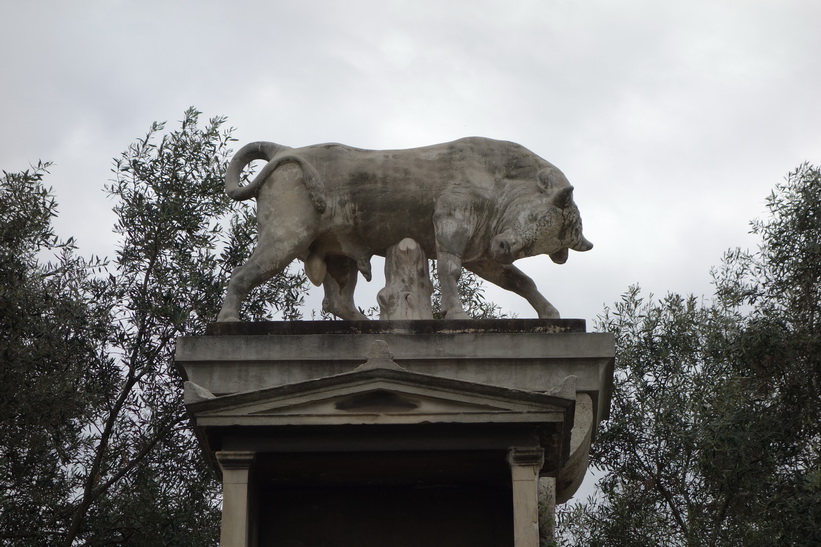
[550,248,569,264]
[572,236,593,252]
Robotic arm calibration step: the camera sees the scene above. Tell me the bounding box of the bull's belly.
[312,220,438,260]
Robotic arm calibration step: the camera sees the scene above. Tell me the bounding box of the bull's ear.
[551,186,575,209]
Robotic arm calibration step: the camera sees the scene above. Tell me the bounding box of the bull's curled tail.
[224,141,327,212]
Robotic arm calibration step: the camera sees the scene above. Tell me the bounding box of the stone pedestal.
[176,319,613,547]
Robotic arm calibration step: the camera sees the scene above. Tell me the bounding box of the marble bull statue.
[217,137,593,321]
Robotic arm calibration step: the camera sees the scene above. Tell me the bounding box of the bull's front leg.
[466,260,560,319]
[433,204,474,320]
[437,251,470,319]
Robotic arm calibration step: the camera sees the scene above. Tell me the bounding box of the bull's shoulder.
[451,136,516,147]
[447,136,533,153]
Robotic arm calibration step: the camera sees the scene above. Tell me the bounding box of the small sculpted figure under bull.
[216,137,593,321]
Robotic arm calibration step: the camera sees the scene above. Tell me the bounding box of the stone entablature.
[179,319,612,425]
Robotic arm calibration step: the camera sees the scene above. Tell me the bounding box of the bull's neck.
[491,183,536,235]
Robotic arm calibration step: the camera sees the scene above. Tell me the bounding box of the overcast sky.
[3,0,821,325]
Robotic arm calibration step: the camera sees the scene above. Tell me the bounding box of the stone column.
[538,476,557,544]
[216,451,256,547]
[507,447,545,547]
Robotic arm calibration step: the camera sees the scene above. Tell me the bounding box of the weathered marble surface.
[377,238,433,320]
[216,137,592,322]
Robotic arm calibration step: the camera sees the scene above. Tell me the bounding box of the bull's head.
[547,186,593,263]
[490,177,592,264]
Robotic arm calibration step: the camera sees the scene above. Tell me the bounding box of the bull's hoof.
[537,308,561,319]
[442,308,471,320]
[216,312,241,322]
[338,310,369,321]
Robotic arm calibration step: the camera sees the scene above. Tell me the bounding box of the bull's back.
[295,137,547,196]
[284,138,550,253]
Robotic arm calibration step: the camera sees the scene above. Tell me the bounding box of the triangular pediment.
[252,386,506,416]
[187,368,574,427]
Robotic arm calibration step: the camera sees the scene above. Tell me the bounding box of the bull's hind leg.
[218,163,320,322]
[465,260,560,319]
[217,241,305,322]
[322,256,368,321]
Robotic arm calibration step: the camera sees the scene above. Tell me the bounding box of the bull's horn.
[573,237,594,252]
[552,186,575,209]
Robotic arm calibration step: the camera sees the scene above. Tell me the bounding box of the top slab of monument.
[206,318,586,336]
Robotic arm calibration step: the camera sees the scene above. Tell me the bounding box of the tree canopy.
[1,109,306,545]
[558,163,821,546]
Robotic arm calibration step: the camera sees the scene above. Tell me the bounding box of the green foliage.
[64,108,306,545]
[558,289,772,546]
[431,264,508,319]
[714,162,821,544]
[1,163,113,545]
[1,109,308,545]
[558,164,821,545]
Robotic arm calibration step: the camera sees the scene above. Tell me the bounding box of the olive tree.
[0,163,112,544]
[1,109,307,546]
[557,164,821,546]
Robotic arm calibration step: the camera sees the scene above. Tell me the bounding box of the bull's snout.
[572,236,593,252]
